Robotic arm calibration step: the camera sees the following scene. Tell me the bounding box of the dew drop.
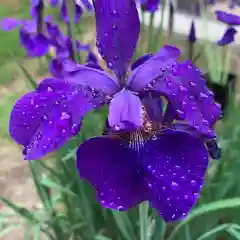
[191,180,197,185]
[148,165,153,170]
[104,32,108,37]
[179,86,187,92]
[171,181,179,189]
[167,197,170,201]
[148,183,153,188]
[180,176,186,181]
[108,62,113,68]
[189,81,197,87]
[117,206,124,210]
[35,104,39,108]
[112,24,117,29]
[176,109,184,116]
[184,194,189,200]
[60,112,70,120]
[42,115,48,120]
[112,9,118,16]
[47,87,53,92]
[71,124,79,135]
[200,92,208,99]
[162,186,166,191]
[172,214,176,219]
[22,111,26,115]
[174,165,181,170]
[114,125,120,131]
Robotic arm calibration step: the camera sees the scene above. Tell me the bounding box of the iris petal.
[93,0,140,79]
[9,78,97,160]
[108,89,142,130]
[217,27,237,46]
[77,136,148,210]
[216,10,240,26]
[128,45,181,91]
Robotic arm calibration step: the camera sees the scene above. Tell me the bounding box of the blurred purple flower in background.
[9,0,221,222]
[140,0,161,12]
[216,10,240,25]
[217,27,237,46]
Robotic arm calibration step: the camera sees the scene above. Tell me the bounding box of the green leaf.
[112,211,136,240]
[227,225,240,240]
[0,224,20,238]
[33,224,41,240]
[0,196,38,223]
[139,202,149,240]
[196,223,232,240]
[40,176,78,198]
[168,198,240,240]
[94,235,112,240]
[152,216,166,240]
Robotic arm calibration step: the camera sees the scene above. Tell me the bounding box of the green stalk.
[147,13,155,53]
[155,0,166,51]
[139,202,149,240]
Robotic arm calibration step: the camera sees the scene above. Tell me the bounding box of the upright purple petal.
[217,27,237,46]
[9,78,96,160]
[108,90,142,130]
[128,45,181,91]
[131,53,153,70]
[216,10,240,25]
[152,61,221,137]
[93,0,140,79]
[77,136,148,210]
[144,130,208,221]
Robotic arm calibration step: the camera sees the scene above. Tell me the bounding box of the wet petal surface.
[93,0,140,79]
[77,136,148,210]
[9,78,95,159]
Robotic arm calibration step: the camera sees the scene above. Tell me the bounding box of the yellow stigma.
[48,46,56,58]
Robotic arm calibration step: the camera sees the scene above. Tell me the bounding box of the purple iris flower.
[49,0,93,12]
[217,27,237,46]
[216,10,240,25]
[9,0,221,222]
[229,0,240,8]
[140,0,161,13]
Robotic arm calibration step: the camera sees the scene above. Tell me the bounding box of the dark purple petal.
[141,0,161,13]
[205,139,221,160]
[108,90,142,130]
[216,10,240,25]
[19,30,49,57]
[141,94,163,122]
[217,27,237,46]
[65,66,119,95]
[9,78,95,160]
[76,4,83,23]
[93,0,140,79]
[144,130,208,221]
[131,53,153,71]
[152,61,221,137]
[188,21,196,43]
[77,136,148,210]
[128,45,181,91]
[61,0,68,23]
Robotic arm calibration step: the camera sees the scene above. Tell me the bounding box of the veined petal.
[93,0,140,79]
[65,66,119,95]
[128,45,181,91]
[108,90,142,130]
[217,27,237,46]
[216,10,240,25]
[152,61,221,137]
[143,130,208,221]
[9,78,98,160]
[77,136,148,210]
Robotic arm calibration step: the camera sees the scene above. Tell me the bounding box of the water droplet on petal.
[184,194,189,200]
[189,81,197,87]
[112,9,118,16]
[191,180,197,185]
[148,165,153,170]
[112,24,117,29]
[171,181,179,189]
[179,85,187,92]
[108,62,113,68]
[172,214,176,219]
[200,92,208,99]
[47,87,53,92]
[117,206,124,210]
[176,109,184,116]
[148,183,153,188]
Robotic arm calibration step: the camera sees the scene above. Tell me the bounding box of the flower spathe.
[9,0,221,222]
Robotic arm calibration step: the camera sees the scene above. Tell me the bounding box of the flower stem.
[139,202,149,240]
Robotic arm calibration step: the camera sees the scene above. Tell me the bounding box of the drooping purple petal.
[77,129,208,222]
[217,27,237,46]
[108,90,142,130]
[152,61,221,137]
[216,10,240,25]
[19,30,49,57]
[9,78,96,160]
[93,0,140,79]
[144,129,208,221]
[65,66,119,95]
[77,136,148,210]
[128,45,181,91]
[131,53,153,71]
